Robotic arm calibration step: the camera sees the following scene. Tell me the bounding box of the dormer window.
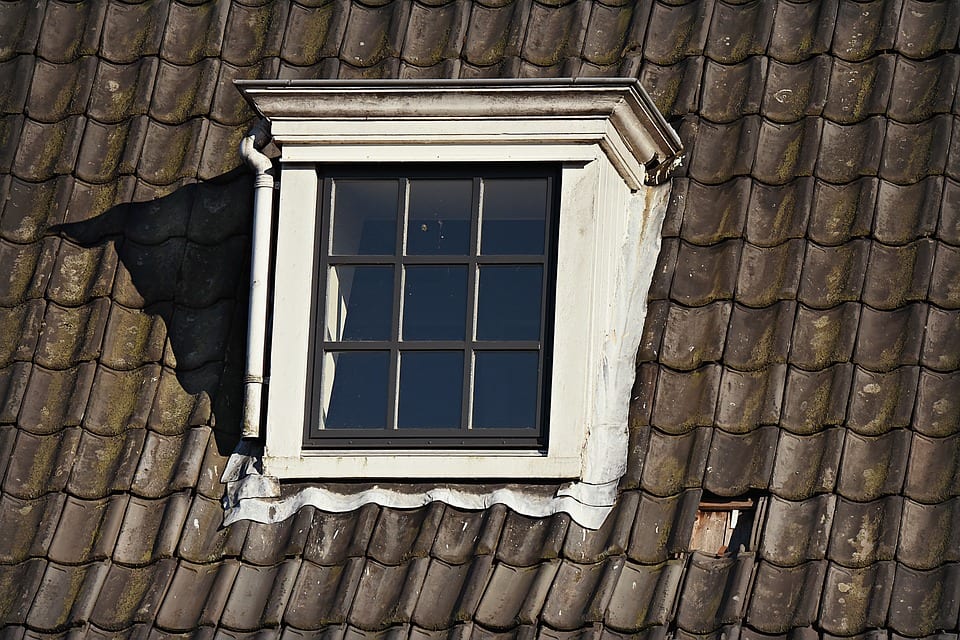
[229,79,682,528]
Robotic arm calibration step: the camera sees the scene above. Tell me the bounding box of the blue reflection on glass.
[322,351,390,428]
[407,179,472,255]
[403,266,467,341]
[331,180,398,255]
[481,178,547,255]
[326,266,393,341]
[473,351,539,428]
[398,351,464,428]
[476,265,543,340]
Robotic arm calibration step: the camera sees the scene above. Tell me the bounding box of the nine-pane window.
[306,166,558,448]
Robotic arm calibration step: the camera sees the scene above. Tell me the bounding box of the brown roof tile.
[853,304,926,371]
[67,428,144,499]
[640,1,710,67]
[650,365,722,433]
[177,494,248,564]
[26,560,109,631]
[789,303,860,369]
[862,240,935,309]
[903,434,960,505]
[880,116,952,185]
[540,559,613,630]
[626,489,699,565]
[220,560,301,631]
[715,364,786,432]
[913,369,960,437]
[90,559,177,631]
[241,506,314,567]
[0,558,47,625]
[893,0,960,59]
[13,117,85,182]
[759,494,834,566]
[155,560,239,632]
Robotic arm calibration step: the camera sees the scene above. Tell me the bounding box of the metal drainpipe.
[239,121,274,439]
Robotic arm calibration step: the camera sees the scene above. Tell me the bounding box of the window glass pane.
[325,266,393,341]
[476,265,543,340]
[481,178,548,255]
[331,179,398,255]
[407,179,472,255]
[398,351,464,428]
[402,266,467,341]
[473,351,539,428]
[322,351,390,428]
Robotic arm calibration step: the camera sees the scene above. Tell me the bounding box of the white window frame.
[232,80,681,527]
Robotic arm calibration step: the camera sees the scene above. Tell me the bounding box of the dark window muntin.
[303,164,560,449]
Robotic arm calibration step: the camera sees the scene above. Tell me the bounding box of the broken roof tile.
[862,240,934,309]
[36,0,106,64]
[626,489,699,565]
[744,178,813,247]
[746,560,825,634]
[822,55,894,125]
[641,427,712,497]
[650,365,722,433]
[67,428,143,499]
[828,495,901,568]
[789,303,860,370]
[818,561,894,636]
[703,426,778,496]
[87,58,158,124]
[904,434,960,504]
[220,560,301,631]
[846,366,919,435]
[921,306,960,371]
[284,557,365,630]
[99,0,167,65]
[854,304,926,372]
[675,553,752,633]
[770,428,843,500]
[90,559,176,631]
[699,58,764,124]
[715,365,786,432]
[896,497,960,570]
[603,559,683,632]
[837,429,910,501]
[160,1,230,66]
[659,303,731,371]
[780,364,854,435]
[887,563,960,637]
[761,57,828,124]
[26,57,97,124]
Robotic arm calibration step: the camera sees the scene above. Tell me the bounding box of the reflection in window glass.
[322,351,390,428]
[398,351,464,428]
[402,266,467,341]
[481,178,548,255]
[331,180,398,255]
[473,351,539,428]
[476,265,543,340]
[407,180,472,255]
[325,265,394,341]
